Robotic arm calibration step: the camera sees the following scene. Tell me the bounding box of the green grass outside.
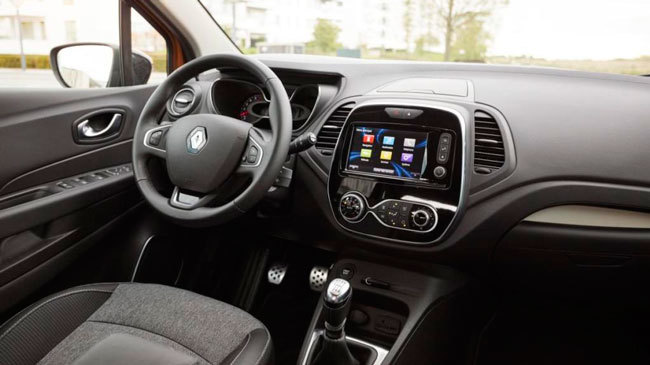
[0,54,50,69]
[0,52,166,73]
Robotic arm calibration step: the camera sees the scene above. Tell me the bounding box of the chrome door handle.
[78,113,122,138]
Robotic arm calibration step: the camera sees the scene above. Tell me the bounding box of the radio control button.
[339,193,366,222]
[433,166,447,179]
[437,133,452,164]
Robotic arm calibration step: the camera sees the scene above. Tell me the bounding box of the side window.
[0,0,168,89]
[131,8,167,85]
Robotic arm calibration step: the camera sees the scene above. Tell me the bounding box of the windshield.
[200,0,650,76]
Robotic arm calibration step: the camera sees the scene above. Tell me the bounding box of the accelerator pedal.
[309,266,329,292]
[267,262,288,285]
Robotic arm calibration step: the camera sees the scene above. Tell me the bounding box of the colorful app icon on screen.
[403,138,416,148]
[360,149,372,158]
[362,134,375,144]
[380,150,393,160]
[383,136,395,146]
[401,153,414,163]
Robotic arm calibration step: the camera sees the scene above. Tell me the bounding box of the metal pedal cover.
[267,263,288,285]
[309,266,329,292]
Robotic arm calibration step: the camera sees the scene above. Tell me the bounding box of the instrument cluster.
[211,79,319,130]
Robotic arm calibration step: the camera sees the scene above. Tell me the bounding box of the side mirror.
[50,43,153,88]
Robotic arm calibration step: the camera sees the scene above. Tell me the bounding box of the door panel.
[0,86,155,192]
[0,85,156,313]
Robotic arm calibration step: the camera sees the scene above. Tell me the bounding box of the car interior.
[1,1,650,364]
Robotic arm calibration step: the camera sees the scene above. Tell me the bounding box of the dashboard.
[161,57,650,288]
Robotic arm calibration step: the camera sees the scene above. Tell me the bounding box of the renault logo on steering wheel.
[187,127,207,154]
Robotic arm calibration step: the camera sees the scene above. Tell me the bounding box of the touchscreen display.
[346,126,428,180]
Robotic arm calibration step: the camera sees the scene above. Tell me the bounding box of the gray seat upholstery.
[0,283,273,365]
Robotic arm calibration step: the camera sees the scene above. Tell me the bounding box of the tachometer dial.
[239,94,269,123]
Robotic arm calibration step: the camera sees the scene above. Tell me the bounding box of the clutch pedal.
[309,266,329,292]
[267,263,288,285]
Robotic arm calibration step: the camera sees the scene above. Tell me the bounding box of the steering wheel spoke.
[169,186,217,210]
[142,125,171,159]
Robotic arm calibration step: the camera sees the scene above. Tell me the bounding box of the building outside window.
[64,20,76,42]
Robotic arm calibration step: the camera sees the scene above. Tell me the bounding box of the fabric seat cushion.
[0,283,272,365]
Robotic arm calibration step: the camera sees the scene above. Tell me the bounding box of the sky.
[489,0,650,60]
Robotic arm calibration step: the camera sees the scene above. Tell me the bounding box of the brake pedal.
[309,266,329,292]
[267,263,288,285]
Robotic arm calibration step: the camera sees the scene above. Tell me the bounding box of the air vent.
[168,87,196,117]
[316,102,355,155]
[474,110,505,174]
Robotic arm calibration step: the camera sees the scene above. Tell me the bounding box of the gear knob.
[322,278,352,339]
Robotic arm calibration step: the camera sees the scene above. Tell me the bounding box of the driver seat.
[0,283,273,365]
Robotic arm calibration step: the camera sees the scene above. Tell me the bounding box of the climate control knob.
[339,192,366,222]
[411,210,431,228]
[410,207,438,231]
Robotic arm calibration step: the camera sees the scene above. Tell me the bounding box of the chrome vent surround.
[168,87,196,117]
[473,110,505,174]
[316,102,355,155]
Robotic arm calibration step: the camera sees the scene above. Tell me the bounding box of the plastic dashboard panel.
[252,55,650,270]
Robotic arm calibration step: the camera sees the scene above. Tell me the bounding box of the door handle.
[72,109,124,144]
[78,113,122,138]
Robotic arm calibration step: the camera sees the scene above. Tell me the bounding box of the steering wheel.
[132,54,292,226]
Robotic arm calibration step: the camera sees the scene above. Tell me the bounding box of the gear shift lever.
[323,278,352,338]
[311,278,360,365]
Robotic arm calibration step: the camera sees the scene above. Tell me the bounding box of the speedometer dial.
[239,94,269,123]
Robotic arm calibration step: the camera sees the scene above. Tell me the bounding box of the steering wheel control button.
[433,166,447,179]
[436,133,452,164]
[339,192,366,222]
[148,130,163,146]
[246,145,259,163]
[241,137,263,168]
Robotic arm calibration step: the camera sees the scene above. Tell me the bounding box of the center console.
[297,259,472,365]
[328,100,468,244]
